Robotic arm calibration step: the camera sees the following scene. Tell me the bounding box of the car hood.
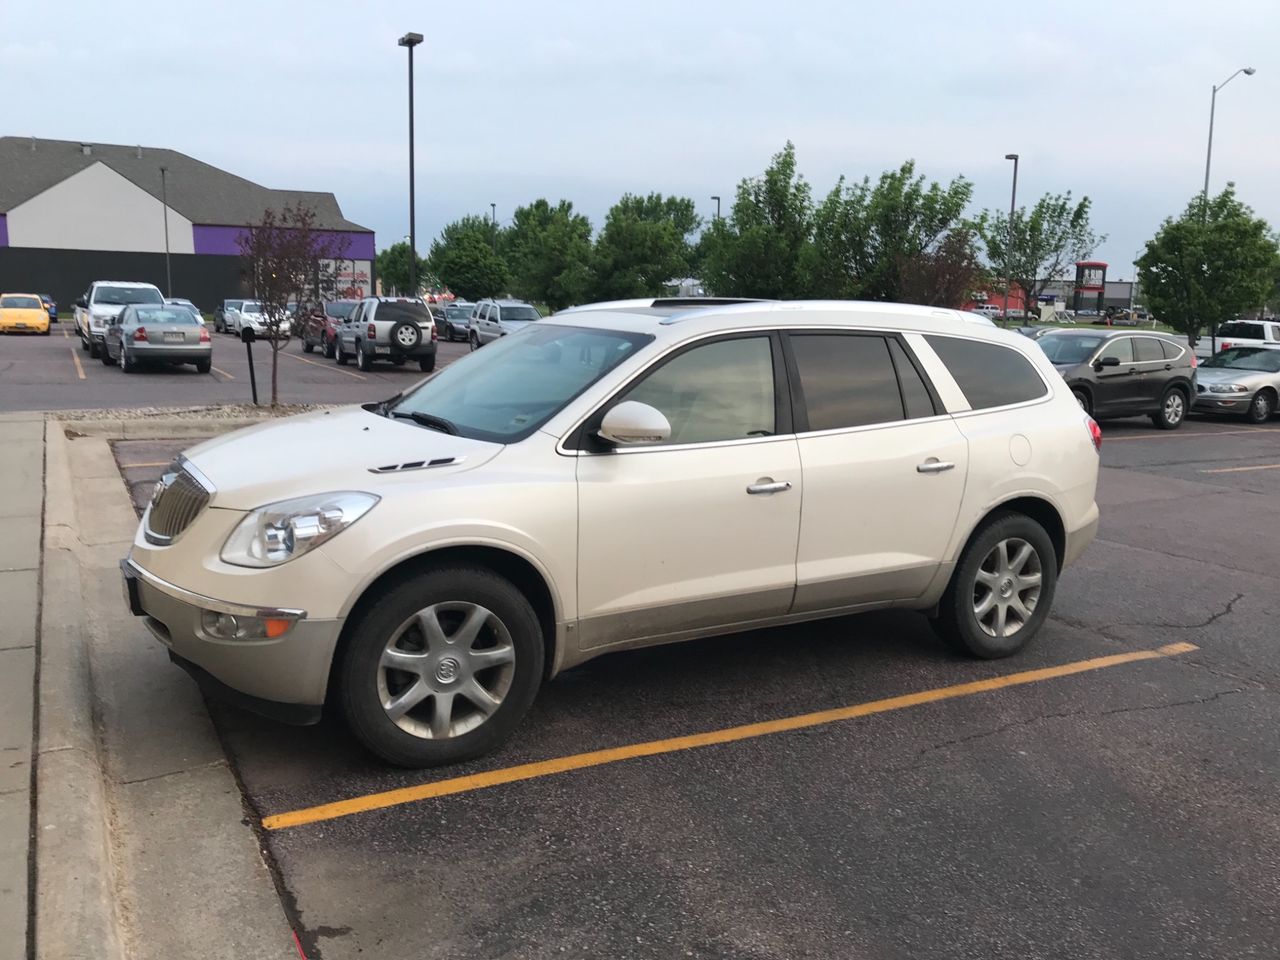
[89,304,126,320]
[182,406,503,509]
[499,319,536,332]
[1196,366,1275,387]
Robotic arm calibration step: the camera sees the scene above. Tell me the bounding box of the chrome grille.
[144,463,212,545]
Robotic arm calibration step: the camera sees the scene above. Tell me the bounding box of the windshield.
[445,305,472,319]
[1202,347,1280,373]
[325,301,357,319]
[94,286,164,306]
[133,307,200,325]
[501,306,541,322]
[1037,334,1105,365]
[241,301,263,314]
[226,300,244,310]
[390,324,652,442]
[2,296,43,310]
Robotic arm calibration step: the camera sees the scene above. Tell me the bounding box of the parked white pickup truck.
[1193,319,1280,359]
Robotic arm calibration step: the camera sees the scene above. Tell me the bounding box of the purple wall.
[191,224,374,260]
[0,215,8,248]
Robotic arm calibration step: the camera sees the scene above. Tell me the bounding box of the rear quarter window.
[925,335,1048,410]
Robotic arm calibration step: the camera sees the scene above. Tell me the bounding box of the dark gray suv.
[334,297,438,372]
[1036,329,1196,429]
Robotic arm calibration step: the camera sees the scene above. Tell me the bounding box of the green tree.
[427,215,510,301]
[502,199,593,311]
[974,193,1103,322]
[375,241,427,296]
[700,142,814,298]
[589,193,700,300]
[802,161,973,301]
[1137,187,1280,343]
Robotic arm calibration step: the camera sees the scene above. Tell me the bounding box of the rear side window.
[888,339,937,419]
[925,336,1048,410]
[789,334,905,430]
[1134,337,1164,363]
[1216,321,1263,339]
[1160,340,1185,361]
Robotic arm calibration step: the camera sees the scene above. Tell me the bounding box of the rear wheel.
[101,345,116,366]
[88,339,100,359]
[195,359,211,374]
[1247,389,1275,424]
[1151,386,1187,430]
[323,334,336,359]
[931,512,1058,659]
[419,354,436,373]
[335,337,349,365]
[303,338,315,354]
[121,348,137,374]
[338,566,545,767]
[356,342,373,371]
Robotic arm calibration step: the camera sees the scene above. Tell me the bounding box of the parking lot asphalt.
[0,324,470,411]
[111,419,1280,960]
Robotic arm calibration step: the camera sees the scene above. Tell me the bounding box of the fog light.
[201,609,294,641]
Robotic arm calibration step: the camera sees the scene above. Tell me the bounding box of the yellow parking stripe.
[1107,427,1280,442]
[283,350,366,381]
[262,641,1199,831]
[210,365,236,381]
[70,349,86,380]
[1199,462,1280,474]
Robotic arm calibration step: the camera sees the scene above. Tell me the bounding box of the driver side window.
[615,336,775,446]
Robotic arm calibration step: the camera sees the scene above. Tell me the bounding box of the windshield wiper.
[390,410,458,435]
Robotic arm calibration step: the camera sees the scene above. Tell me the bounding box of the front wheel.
[1071,388,1092,416]
[338,566,545,767]
[88,339,100,359]
[1152,387,1187,430]
[931,512,1058,659]
[303,338,315,354]
[101,345,117,366]
[323,335,336,360]
[1247,389,1275,424]
[335,338,349,365]
[469,331,480,351]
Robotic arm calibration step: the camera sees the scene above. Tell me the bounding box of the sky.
[2,0,1276,280]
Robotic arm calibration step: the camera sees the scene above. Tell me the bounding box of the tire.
[356,341,373,371]
[1071,388,1092,416]
[390,321,422,352]
[1246,389,1275,424]
[419,354,436,373]
[195,359,211,374]
[392,357,407,366]
[930,511,1058,659]
[323,335,336,360]
[338,565,545,767]
[335,338,349,365]
[101,345,116,366]
[303,338,315,354]
[121,349,137,374]
[88,339,100,359]
[79,330,90,352]
[470,331,480,351]
[1151,386,1187,430]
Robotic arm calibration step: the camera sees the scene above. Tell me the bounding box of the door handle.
[746,478,792,495]
[1164,364,1172,370]
[917,459,956,474]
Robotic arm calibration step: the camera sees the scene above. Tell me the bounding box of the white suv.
[468,298,542,349]
[122,300,1100,767]
[74,280,165,358]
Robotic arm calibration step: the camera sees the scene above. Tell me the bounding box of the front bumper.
[1194,392,1250,414]
[121,558,341,720]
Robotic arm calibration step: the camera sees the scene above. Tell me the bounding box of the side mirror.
[598,401,671,446]
[75,296,88,309]
[1096,355,1121,368]
[240,326,256,344]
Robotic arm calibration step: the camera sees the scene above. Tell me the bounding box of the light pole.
[398,32,424,296]
[711,195,721,221]
[1003,154,1019,326]
[159,165,172,296]
[1204,67,1255,201]
[490,202,497,253]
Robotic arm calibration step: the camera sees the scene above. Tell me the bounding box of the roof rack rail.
[651,297,771,308]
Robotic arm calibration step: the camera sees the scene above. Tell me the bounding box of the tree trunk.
[271,343,280,407]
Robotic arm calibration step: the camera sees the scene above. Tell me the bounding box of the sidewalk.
[0,412,44,958]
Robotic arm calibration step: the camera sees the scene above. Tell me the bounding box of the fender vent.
[369,457,461,474]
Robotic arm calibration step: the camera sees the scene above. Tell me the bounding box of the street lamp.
[158,165,172,297]
[711,195,721,220]
[490,202,497,253]
[1003,154,1019,326]
[1204,67,1255,201]
[398,31,424,296]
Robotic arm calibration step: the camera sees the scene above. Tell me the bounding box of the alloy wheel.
[377,602,516,739]
[1164,391,1185,425]
[972,537,1042,639]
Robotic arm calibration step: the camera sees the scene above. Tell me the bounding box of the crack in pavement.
[115,758,229,787]
[907,689,1245,765]
[1109,592,1245,631]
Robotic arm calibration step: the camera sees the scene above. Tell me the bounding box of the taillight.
[133,327,148,342]
[1220,342,1231,351]
[199,326,211,342]
[1087,415,1102,452]
[368,323,377,340]
[1190,354,1198,368]
[431,322,438,341]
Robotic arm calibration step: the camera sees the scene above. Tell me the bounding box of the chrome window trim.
[123,558,307,620]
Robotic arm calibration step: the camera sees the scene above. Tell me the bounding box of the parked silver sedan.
[102,305,213,374]
[1193,347,1280,423]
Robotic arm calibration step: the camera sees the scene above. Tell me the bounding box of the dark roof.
[0,137,370,232]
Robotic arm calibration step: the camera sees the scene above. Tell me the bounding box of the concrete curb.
[36,424,124,960]
[61,416,269,439]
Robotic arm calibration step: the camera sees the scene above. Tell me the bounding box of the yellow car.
[0,293,51,335]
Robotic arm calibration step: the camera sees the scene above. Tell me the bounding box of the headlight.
[1208,383,1248,394]
[220,491,379,568]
